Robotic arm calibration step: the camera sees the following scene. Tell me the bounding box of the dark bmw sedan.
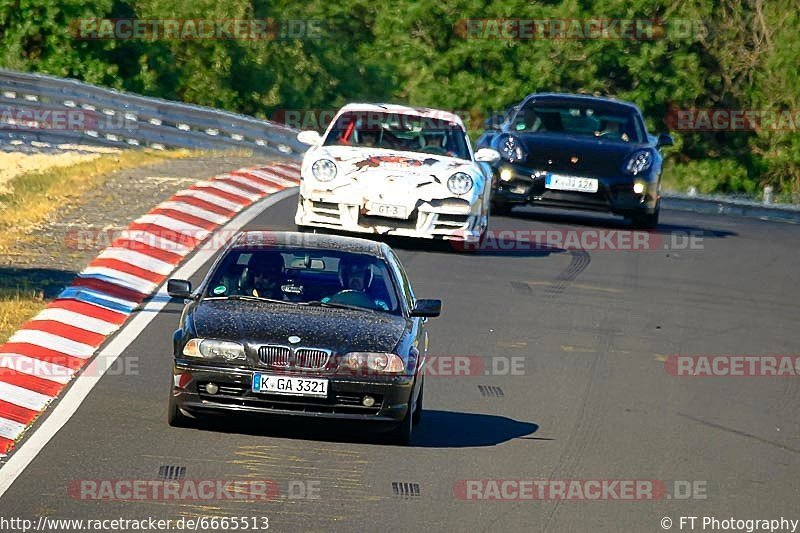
[166,231,441,445]
[477,93,673,228]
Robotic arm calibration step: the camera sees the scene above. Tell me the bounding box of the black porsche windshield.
[511,101,645,143]
[204,248,401,315]
[323,110,471,160]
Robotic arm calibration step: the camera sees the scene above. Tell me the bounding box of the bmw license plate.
[369,203,408,219]
[545,174,598,193]
[252,373,328,397]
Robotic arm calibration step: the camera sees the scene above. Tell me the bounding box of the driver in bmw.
[322,257,389,310]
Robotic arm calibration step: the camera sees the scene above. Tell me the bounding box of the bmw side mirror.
[411,299,441,318]
[297,130,322,146]
[167,279,192,299]
[657,133,674,148]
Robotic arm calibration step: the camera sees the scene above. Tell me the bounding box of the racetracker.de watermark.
[454,479,707,500]
[664,107,800,132]
[454,18,706,40]
[71,18,324,40]
[0,108,137,131]
[68,479,320,501]
[664,356,800,377]
[453,229,704,252]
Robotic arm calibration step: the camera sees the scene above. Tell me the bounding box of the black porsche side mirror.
[167,279,192,299]
[411,299,441,318]
[656,132,674,148]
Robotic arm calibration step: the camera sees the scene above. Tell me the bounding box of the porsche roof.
[335,103,465,128]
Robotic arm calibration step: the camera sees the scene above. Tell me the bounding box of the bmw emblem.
[288,335,301,344]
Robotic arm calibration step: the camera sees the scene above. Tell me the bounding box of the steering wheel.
[325,290,375,309]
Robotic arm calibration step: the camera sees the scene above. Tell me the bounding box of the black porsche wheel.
[412,379,424,425]
[389,400,414,445]
[167,391,192,428]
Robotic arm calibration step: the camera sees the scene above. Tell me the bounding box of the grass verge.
[0,290,45,344]
[0,148,193,253]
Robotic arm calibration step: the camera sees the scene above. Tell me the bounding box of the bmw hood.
[191,299,407,354]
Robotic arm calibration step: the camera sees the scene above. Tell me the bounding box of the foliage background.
[1,0,797,200]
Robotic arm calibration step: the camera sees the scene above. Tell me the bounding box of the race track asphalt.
[1,190,798,532]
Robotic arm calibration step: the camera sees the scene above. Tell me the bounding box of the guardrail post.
[763,186,773,205]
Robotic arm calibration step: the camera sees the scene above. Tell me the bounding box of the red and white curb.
[0,161,301,454]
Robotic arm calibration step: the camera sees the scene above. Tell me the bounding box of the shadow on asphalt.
[189,409,539,448]
[0,266,78,298]
[505,207,738,239]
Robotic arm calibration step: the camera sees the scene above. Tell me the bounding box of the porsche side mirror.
[474,148,501,164]
[297,130,322,146]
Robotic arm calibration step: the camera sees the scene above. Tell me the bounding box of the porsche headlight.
[311,159,337,182]
[183,338,245,361]
[338,352,405,375]
[623,150,653,176]
[447,172,474,195]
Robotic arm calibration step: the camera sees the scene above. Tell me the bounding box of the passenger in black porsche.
[323,256,389,310]
[245,254,284,299]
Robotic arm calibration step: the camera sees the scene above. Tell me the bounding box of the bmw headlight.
[337,352,405,375]
[447,172,474,195]
[499,135,527,163]
[623,150,653,176]
[311,159,337,182]
[183,338,245,361]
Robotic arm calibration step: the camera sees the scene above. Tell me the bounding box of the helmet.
[338,256,373,291]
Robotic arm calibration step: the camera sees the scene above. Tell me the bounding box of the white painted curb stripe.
[136,214,211,237]
[97,249,176,276]
[249,169,300,187]
[157,201,230,225]
[78,268,158,294]
[0,354,73,384]
[32,309,118,336]
[196,180,261,201]
[0,382,52,411]
[219,174,280,194]
[175,189,244,212]
[0,419,27,441]
[8,331,96,359]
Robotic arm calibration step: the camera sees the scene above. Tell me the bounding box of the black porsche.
[477,93,673,228]
[166,231,440,445]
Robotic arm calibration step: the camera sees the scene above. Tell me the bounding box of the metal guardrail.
[0,69,306,159]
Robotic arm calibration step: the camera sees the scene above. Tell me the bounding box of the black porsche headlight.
[183,338,245,361]
[623,150,653,176]
[498,135,527,164]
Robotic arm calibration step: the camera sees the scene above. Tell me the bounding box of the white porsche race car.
[294,103,501,244]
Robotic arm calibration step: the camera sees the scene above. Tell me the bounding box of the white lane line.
[8,331,96,358]
[32,309,118,336]
[0,186,298,499]
[0,383,52,412]
[0,354,74,384]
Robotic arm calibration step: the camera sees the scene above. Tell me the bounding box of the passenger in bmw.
[322,256,389,310]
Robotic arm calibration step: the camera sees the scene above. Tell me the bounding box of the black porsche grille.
[257,345,331,370]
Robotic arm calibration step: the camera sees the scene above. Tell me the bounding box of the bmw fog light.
[362,395,375,407]
[206,382,219,395]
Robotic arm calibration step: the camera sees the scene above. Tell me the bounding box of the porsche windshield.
[323,110,471,160]
[204,248,401,315]
[511,101,645,143]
